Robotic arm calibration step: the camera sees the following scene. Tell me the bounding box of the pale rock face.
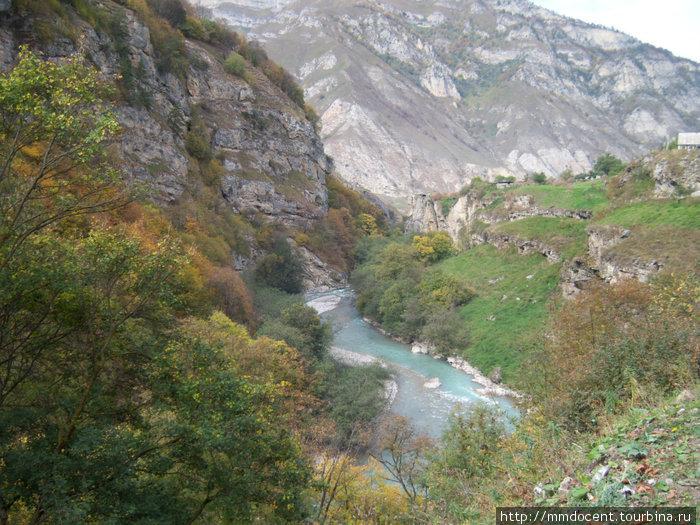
[623,109,668,142]
[295,244,347,291]
[298,51,337,79]
[420,65,460,99]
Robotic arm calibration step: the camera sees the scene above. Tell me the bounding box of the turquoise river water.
[309,290,517,439]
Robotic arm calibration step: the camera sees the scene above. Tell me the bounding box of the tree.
[258,303,331,362]
[0,47,124,271]
[224,52,247,77]
[592,153,625,177]
[0,227,190,523]
[412,233,454,263]
[532,172,547,184]
[371,415,433,505]
[254,236,302,293]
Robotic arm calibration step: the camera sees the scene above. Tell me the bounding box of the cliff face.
[0,2,342,286]
[202,0,699,200]
[0,3,330,223]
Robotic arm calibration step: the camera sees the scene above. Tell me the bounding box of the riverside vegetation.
[0,1,698,524]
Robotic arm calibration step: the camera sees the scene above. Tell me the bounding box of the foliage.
[371,415,433,504]
[532,172,547,184]
[223,51,247,78]
[254,235,303,293]
[593,153,626,177]
[184,117,212,162]
[320,361,391,444]
[0,52,317,523]
[352,238,473,347]
[527,277,698,431]
[0,47,124,267]
[412,232,455,262]
[313,452,409,524]
[258,303,331,362]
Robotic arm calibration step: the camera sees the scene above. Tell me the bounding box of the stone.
[558,476,576,495]
[411,341,434,355]
[591,465,610,484]
[424,377,441,390]
[488,367,503,384]
[675,390,696,404]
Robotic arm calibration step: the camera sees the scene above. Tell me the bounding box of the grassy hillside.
[512,179,608,211]
[437,245,560,380]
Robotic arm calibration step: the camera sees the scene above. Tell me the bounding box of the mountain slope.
[203,0,700,200]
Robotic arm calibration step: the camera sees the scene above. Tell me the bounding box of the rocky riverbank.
[362,319,522,400]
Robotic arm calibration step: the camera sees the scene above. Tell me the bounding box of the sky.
[531,0,700,63]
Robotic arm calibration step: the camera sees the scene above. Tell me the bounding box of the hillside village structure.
[678,132,700,150]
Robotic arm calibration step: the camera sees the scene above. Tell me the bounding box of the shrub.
[254,236,303,293]
[224,52,247,77]
[527,277,699,431]
[185,121,212,161]
[532,172,547,184]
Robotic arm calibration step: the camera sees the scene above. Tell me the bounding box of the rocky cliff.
[201,0,699,200]
[0,1,347,288]
[406,149,700,294]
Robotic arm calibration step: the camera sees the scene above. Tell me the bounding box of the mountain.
[201,0,700,201]
[0,0,393,289]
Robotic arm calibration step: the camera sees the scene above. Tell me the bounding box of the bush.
[224,52,247,77]
[254,236,303,293]
[592,153,625,177]
[527,277,699,431]
[532,172,547,184]
[185,121,212,161]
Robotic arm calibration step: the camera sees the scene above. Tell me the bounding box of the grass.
[437,244,561,383]
[596,198,700,230]
[602,225,700,276]
[491,216,589,260]
[512,180,608,211]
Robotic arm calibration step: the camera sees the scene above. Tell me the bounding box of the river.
[308,290,517,440]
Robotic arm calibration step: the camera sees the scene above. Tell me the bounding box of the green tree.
[0,47,124,270]
[254,236,302,293]
[592,153,625,177]
[0,228,189,523]
[258,303,331,362]
[224,51,247,77]
[532,172,547,184]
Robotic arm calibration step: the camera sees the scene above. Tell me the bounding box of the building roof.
[678,132,700,145]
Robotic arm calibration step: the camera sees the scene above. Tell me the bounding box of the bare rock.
[488,367,503,385]
[424,377,441,390]
[675,390,696,404]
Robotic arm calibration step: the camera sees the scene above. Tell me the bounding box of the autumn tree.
[371,415,433,505]
[0,47,124,270]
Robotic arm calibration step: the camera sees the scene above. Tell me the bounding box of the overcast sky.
[531,0,700,63]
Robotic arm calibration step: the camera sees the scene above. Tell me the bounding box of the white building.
[678,132,700,150]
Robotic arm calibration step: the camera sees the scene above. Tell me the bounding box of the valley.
[0,0,697,523]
